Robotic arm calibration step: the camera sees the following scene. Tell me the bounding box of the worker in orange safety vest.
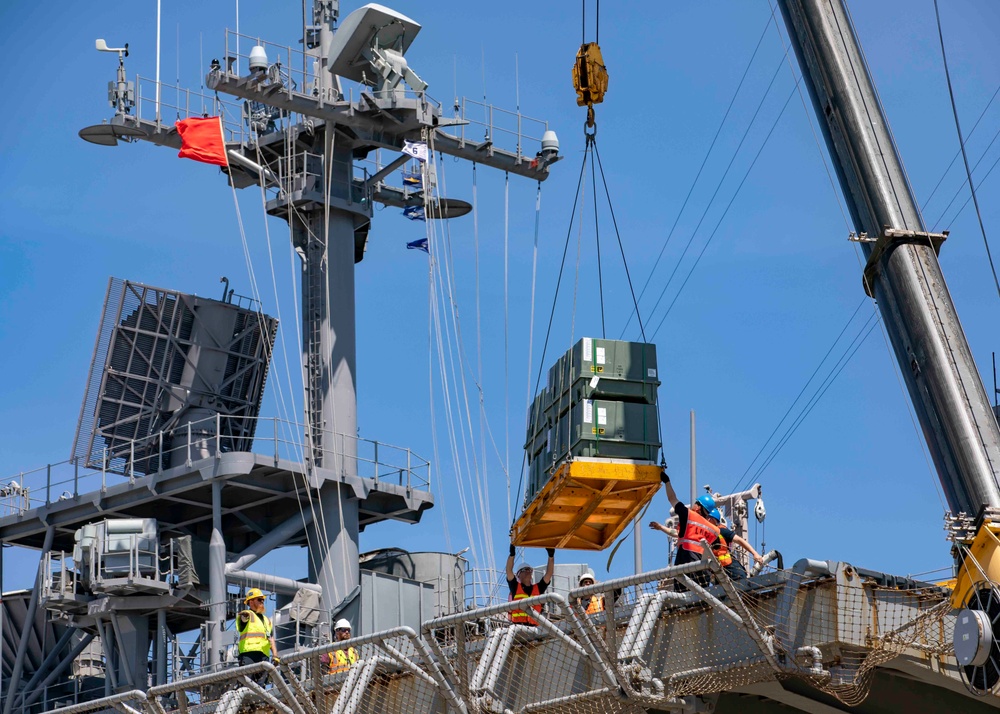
[506,543,554,625]
[649,470,720,591]
[707,507,762,582]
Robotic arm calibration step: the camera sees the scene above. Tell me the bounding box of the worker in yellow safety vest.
[236,588,279,677]
[576,571,605,614]
[506,543,554,625]
[321,619,359,674]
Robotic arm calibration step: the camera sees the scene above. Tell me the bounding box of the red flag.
[176,116,229,167]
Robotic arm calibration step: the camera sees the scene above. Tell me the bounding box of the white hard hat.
[515,562,533,574]
[579,570,596,585]
[334,619,352,631]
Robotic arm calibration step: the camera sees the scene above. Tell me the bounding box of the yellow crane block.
[512,458,661,551]
[572,42,608,128]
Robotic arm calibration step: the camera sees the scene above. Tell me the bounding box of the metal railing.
[449,96,549,159]
[1,415,430,517]
[38,557,810,714]
[44,534,174,601]
[132,75,250,144]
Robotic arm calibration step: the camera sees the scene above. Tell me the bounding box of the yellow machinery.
[572,42,607,129]
[511,459,661,550]
[948,513,1000,693]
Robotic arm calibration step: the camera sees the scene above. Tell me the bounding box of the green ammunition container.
[549,399,660,462]
[546,338,659,416]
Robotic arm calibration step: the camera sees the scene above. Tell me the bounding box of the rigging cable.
[752,314,879,481]
[427,165,488,580]
[933,0,1000,301]
[650,77,802,340]
[434,155,494,571]
[593,141,648,343]
[520,181,543,516]
[432,145,514,574]
[931,124,1000,230]
[225,138,333,588]
[513,149,590,521]
[504,172,511,527]
[731,299,866,492]
[590,138,606,338]
[570,142,590,345]
[472,163,490,536]
[591,139,662,458]
[619,14,776,338]
[922,82,1000,213]
[248,130,327,584]
[643,56,789,338]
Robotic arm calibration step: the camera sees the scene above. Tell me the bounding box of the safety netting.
[49,559,957,714]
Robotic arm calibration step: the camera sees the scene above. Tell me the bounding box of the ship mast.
[73,0,559,671]
[201,0,558,646]
[778,0,1000,518]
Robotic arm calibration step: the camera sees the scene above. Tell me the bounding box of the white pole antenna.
[155,0,162,122]
[515,53,520,113]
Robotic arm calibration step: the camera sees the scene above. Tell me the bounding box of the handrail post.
[159,431,164,473]
[186,422,192,467]
[74,457,79,497]
[130,439,135,483]
[374,441,379,483]
[406,449,411,488]
[101,448,107,493]
[274,417,279,465]
[46,464,51,505]
[216,413,221,458]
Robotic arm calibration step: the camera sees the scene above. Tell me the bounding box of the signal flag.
[176,116,229,167]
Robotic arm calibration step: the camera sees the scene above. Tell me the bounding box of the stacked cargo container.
[523,337,661,504]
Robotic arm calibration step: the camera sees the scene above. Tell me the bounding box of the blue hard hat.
[707,508,721,522]
[695,494,716,513]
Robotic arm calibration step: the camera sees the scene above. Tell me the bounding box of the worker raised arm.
[659,470,680,507]
[649,471,719,591]
[506,544,555,626]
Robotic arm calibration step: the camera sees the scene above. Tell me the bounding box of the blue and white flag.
[402,171,423,188]
[402,140,428,162]
[407,238,429,253]
[403,206,426,221]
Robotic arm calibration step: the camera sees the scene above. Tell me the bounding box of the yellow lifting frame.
[512,459,661,551]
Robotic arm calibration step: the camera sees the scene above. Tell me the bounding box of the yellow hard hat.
[244,588,267,603]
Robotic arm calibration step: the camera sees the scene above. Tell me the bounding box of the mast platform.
[0,420,433,553]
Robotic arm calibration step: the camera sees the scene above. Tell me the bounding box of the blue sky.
[2,0,1000,592]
